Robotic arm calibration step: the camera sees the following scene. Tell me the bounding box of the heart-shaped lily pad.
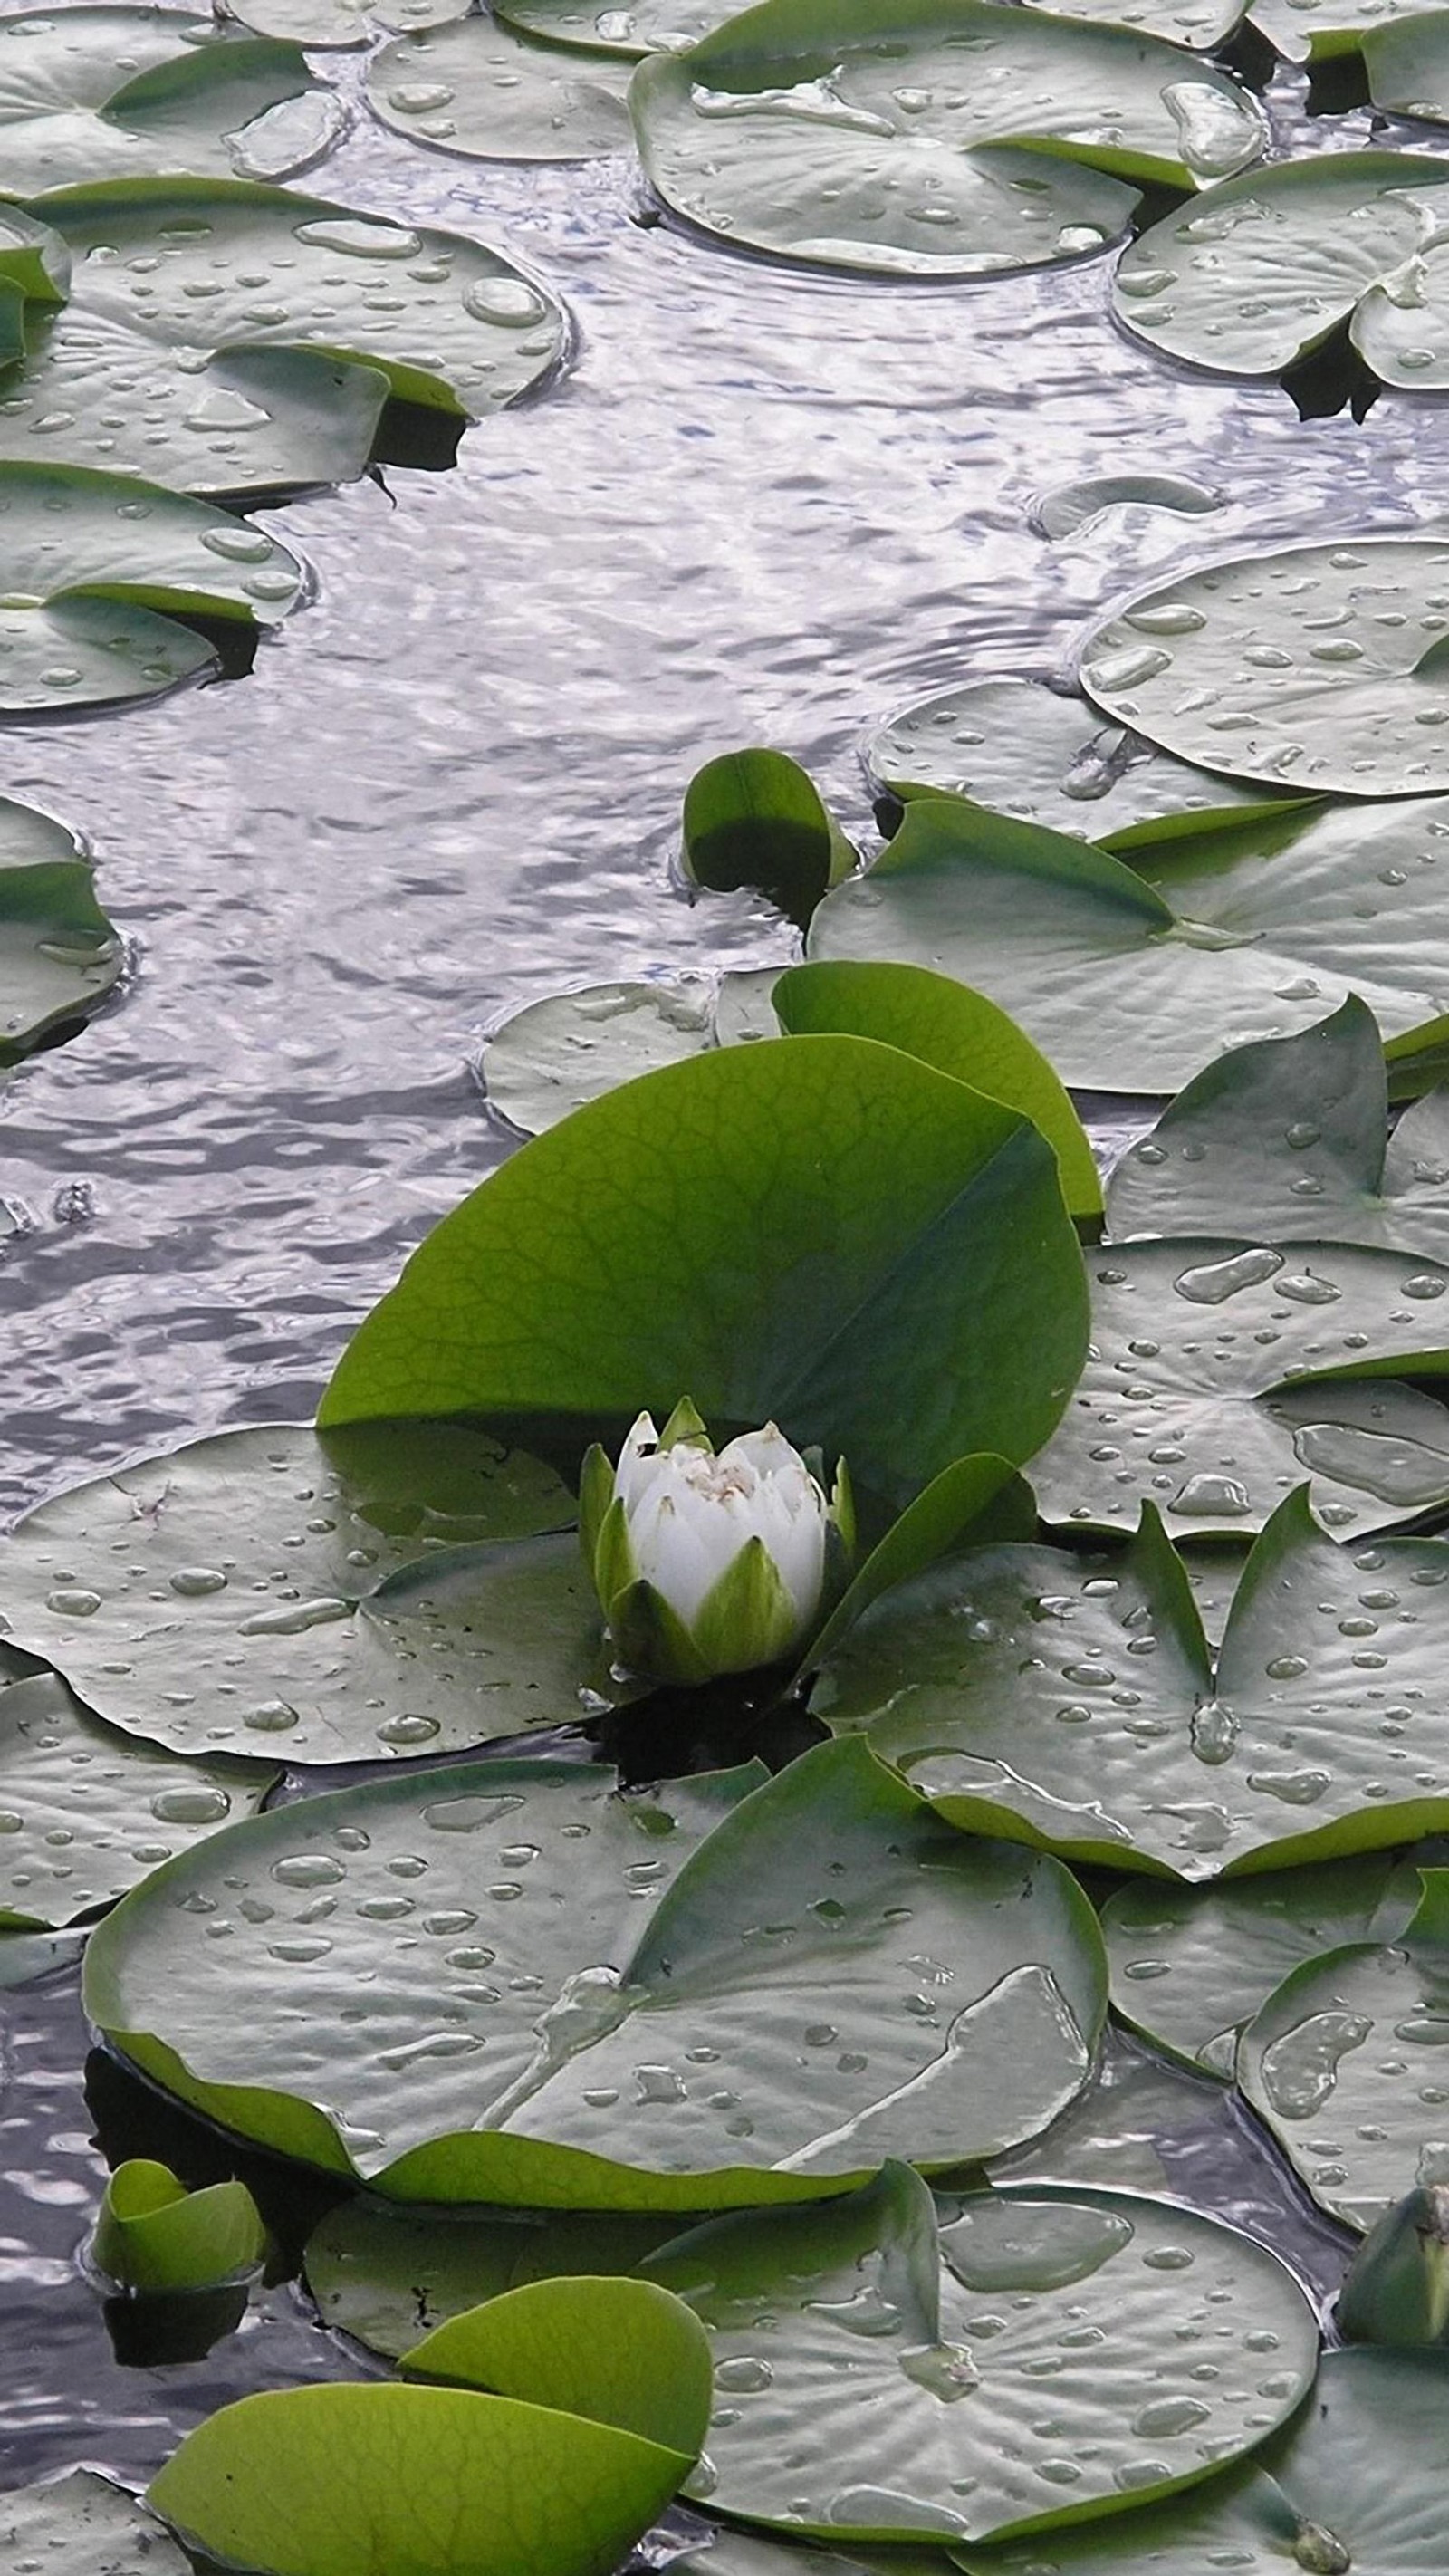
[321,1036,1091,1515]
[630,0,1265,282]
[0,9,342,192]
[2,178,566,499]
[1,2471,192,2576]
[810,793,1449,1092]
[959,2346,1449,2574]
[368,18,634,160]
[305,2197,684,2358]
[0,459,301,714]
[1108,998,1449,1262]
[0,1671,275,1930]
[1241,1869,1449,2229]
[814,1488,1449,1879]
[494,0,729,52]
[0,803,120,1062]
[0,1420,590,1764]
[83,1736,1108,2206]
[1080,534,1449,795]
[230,0,468,51]
[642,2160,1318,2545]
[1033,1235,1449,1539]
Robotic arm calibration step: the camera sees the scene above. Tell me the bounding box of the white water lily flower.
[580,1399,851,1685]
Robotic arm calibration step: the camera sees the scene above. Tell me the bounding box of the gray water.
[0,41,1431,2499]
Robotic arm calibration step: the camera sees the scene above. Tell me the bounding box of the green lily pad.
[988,2024,1249,2194]
[0,1671,275,1930]
[1359,7,1449,112]
[0,807,120,1062]
[0,1420,591,1764]
[0,458,301,715]
[1,2471,192,2576]
[864,679,1280,837]
[1108,998,1449,1262]
[1032,1235,1449,1539]
[231,0,468,52]
[1,178,566,500]
[1241,1869,1449,2230]
[814,1488,1449,1880]
[1080,534,1449,795]
[321,1036,1091,1515]
[495,0,730,53]
[678,2537,953,2576]
[0,1923,86,1985]
[1252,0,1445,59]
[644,2160,1318,2545]
[94,2156,268,2292]
[1022,0,1245,41]
[810,793,1449,1093]
[481,972,777,1137]
[959,2346,1449,2574]
[1101,1850,1426,2071]
[681,748,856,928]
[305,2198,684,2359]
[83,1736,1108,2206]
[630,0,1265,283]
[403,2273,715,2458]
[368,18,635,160]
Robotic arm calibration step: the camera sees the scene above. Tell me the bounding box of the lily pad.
[481,972,777,1137]
[305,2198,683,2358]
[1241,1869,1449,2230]
[368,18,634,160]
[321,1036,1091,1515]
[0,807,120,1062]
[681,748,856,928]
[960,2346,1449,2574]
[1,178,566,499]
[630,0,1265,283]
[1031,471,1224,537]
[0,459,302,715]
[94,2157,268,2292]
[643,2160,1318,2545]
[403,2273,715,2458]
[677,2537,952,2576]
[0,10,342,193]
[1108,998,1449,1261]
[0,2471,192,2576]
[1023,0,1245,41]
[83,1736,1108,2206]
[814,1488,1449,1880]
[0,1671,275,1930]
[1032,1235,1449,1539]
[495,0,730,53]
[809,793,1449,1093]
[1080,534,1449,795]
[0,1420,594,1764]
[1252,0,1445,59]
[231,0,468,52]
[1360,7,1449,113]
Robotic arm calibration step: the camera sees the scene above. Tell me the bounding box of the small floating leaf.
[94,2157,267,2293]
[1339,2185,1449,2343]
[682,748,854,928]
[481,971,778,1137]
[0,803,120,1063]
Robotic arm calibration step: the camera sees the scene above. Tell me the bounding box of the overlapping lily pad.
[0,1420,596,1764]
[0,802,119,1061]
[1251,0,1445,60]
[1359,8,1449,115]
[0,460,302,714]
[481,971,777,1136]
[810,793,1449,1093]
[813,1490,1449,1879]
[231,0,468,50]
[630,0,1266,282]
[0,9,342,193]
[495,0,728,51]
[368,18,634,160]
[1,2470,192,2576]
[83,1737,1108,2206]
[1032,1235,1449,1538]
[0,1671,275,1930]
[642,2160,1318,2544]
[1080,536,1449,793]
[1241,1869,1449,2229]
[0,179,566,498]
[305,2198,683,2358]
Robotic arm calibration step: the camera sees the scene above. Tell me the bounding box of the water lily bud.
[580,1400,850,1685]
[1338,2184,1449,2346]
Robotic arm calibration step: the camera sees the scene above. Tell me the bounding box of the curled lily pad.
[94,2157,267,2293]
[630,0,1265,283]
[0,1421,590,1764]
[0,803,120,1062]
[230,0,468,50]
[83,1737,1108,2206]
[1337,2185,1449,2344]
[1032,1235,1449,1540]
[304,2198,683,2358]
[681,748,856,928]
[321,1036,1091,1515]
[1031,472,1224,537]
[1,2471,192,2576]
[481,971,778,1137]
[1252,0,1446,58]
[1241,1869,1449,2230]
[814,1488,1449,1880]
[0,459,301,714]
[0,1672,275,1930]
[495,0,729,53]
[1360,9,1449,116]
[368,19,634,160]
[1080,535,1449,795]
[643,2161,1318,2545]
[2,178,566,499]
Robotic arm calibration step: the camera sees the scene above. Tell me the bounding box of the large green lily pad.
[0,1670,275,1930]
[83,1736,1108,2206]
[644,2160,1318,2544]
[1080,535,1449,795]
[809,794,1449,1092]
[1,2470,192,2576]
[305,2198,684,2359]
[368,19,634,160]
[0,459,301,714]
[1,178,566,499]
[0,804,120,1062]
[630,0,1265,282]
[0,1420,593,1764]
[1033,1234,1449,1539]
[321,1036,1091,1515]
[1241,1870,1449,2229]
[961,2347,1449,2573]
[0,10,341,193]
[814,1489,1449,1879]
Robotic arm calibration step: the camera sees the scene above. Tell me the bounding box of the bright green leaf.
[403,2273,714,2456]
[94,2157,267,2293]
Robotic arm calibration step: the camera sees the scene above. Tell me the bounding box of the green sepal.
[830,1454,856,1557]
[590,1493,639,1620]
[657,1397,711,1453]
[578,1443,616,1581]
[607,1576,715,1685]
[93,2158,267,2296]
[1339,2187,1449,2347]
[1405,1868,1449,1951]
[689,1533,800,1677]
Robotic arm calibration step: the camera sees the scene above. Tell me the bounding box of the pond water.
[0,25,1441,2529]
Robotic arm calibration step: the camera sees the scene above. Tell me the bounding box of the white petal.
[631,1491,741,1629]
[614,1413,662,1514]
